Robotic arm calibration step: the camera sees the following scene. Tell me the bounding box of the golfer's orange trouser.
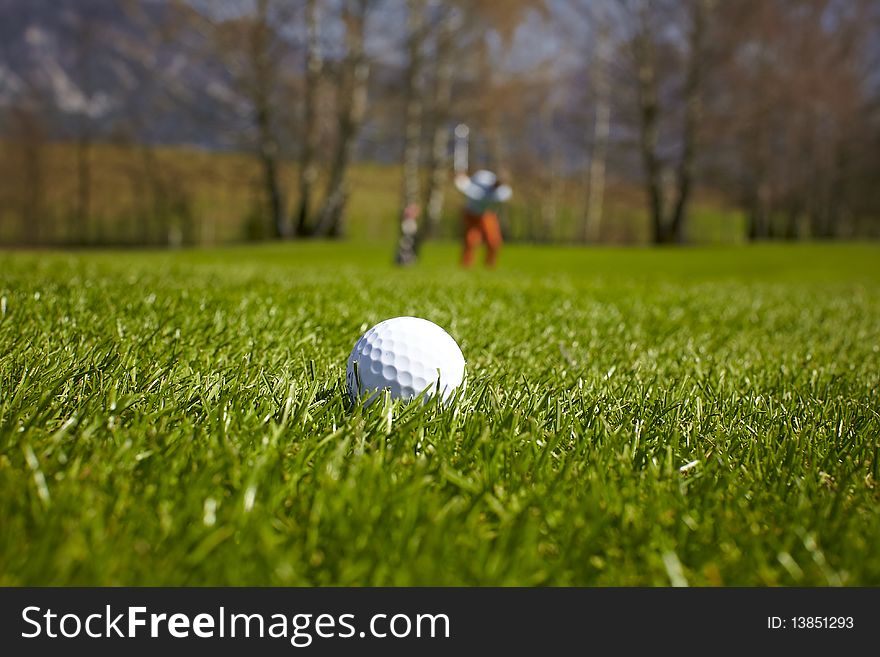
[461,210,502,267]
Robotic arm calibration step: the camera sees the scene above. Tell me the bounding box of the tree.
[194,0,294,240]
[667,0,708,241]
[418,1,545,249]
[582,1,612,242]
[705,0,874,240]
[313,0,372,238]
[250,0,288,239]
[625,0,713,244]
[395,0,427,265]
[118,0,201,246]
[400,0,426,215]
[400,0,534,255]
[294,0,323,236]
[419,4,459,247]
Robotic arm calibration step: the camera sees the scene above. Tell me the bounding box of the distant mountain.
[0,0,576,166]
[0,0,268,148]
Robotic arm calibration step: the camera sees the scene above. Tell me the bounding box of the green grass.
[1,242,878,585]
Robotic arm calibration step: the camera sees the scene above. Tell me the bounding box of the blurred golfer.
[455,170,512,268]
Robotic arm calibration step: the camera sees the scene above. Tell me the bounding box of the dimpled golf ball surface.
[347,316,465,406]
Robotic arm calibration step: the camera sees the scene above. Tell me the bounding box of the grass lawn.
[1,242,878,585]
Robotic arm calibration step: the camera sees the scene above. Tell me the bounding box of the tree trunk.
[400,0,425,211]
[295,0,322,236]
[257,122,285,239]
[419,7,458,246]
[395,0,426,265]
[252,0,286,239]
[314,0,370,238]
[668,0,709,244]
[583,6,610,243]
[633,3,666,244]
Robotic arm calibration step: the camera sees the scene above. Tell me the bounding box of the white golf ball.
[346,316,466,406]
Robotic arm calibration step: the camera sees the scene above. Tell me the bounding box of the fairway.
[1,242,878,586]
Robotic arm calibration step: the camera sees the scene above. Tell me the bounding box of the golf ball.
[346,316,466,406]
